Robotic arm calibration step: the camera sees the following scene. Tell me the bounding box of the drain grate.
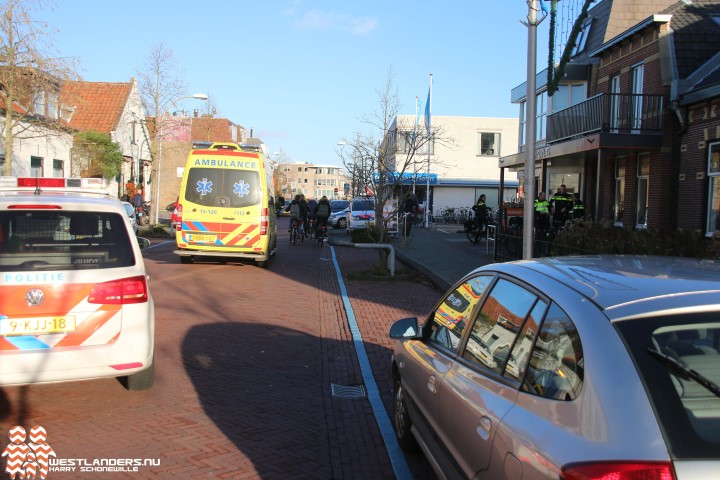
[330,383,367,398]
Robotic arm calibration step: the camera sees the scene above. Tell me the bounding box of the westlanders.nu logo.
[1,426,55,480]
[2,426,160,477]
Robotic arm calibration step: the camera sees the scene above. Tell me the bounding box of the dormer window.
[571,19,592,57]
[32,89,60,120]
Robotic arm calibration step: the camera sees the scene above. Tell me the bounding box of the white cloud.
[294,9,378,35]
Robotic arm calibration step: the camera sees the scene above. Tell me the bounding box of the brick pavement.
[0,226,444,480]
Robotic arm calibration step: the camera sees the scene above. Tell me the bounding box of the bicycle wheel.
[465,221,481,244]
[290,226,296,246]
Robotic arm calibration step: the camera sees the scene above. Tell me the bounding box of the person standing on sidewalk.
[534,191,551,232]
[550,184,572,227]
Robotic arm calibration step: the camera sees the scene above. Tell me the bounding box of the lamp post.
[154,93,208,225]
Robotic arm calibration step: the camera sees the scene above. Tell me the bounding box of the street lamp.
[154,93,208,225]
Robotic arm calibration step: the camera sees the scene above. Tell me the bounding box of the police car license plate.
[0,316,76,336]
[189,234,217,243]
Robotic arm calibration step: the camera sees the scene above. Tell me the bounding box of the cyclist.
[299,194,310,237]
[314,195,331,238]
[402,192,420,236]
[306,197,318,237]
[471,194,490,235]
[286,194,304,237]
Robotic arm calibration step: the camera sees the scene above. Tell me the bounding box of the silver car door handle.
[476,416,492,440]
[427,375,437,395]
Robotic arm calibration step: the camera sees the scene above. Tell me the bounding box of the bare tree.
[136,42,187,224]
[0,0,79,176]
[337,69,454,271]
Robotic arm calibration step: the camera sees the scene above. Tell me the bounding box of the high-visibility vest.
[534,199,550,215]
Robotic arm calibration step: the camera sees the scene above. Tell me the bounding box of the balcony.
[546,93,664,144]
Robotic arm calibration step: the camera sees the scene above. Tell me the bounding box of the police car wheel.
[338,218,347,229]
[123,361,154,391]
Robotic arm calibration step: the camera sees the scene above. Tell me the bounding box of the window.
[706,142,720,234]
[478,132,501,156]
[429,275,493,353]
[536,91,547,141]
[505,299,547,383]
[614,157,625,225]
[31,156,43,177]
[631,63,644,132]
[297,167,302,172]
[47,92,59,119]
[522,303,583,401]
[609,75,621,132]
[0,211,135,271]
[636,154,649,228]
[551,84,586,113]
[33,90,46,116]
[462,278,538,375]
[570,19,593,56]
[52,160,64,178]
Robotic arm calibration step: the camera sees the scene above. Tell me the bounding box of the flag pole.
[413,96,419,194]
[424,73,432,228]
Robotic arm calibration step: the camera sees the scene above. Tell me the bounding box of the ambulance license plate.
[0,316,76,336]
[189,234,217,243]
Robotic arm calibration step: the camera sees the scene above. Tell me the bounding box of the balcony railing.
[546,93,664,144]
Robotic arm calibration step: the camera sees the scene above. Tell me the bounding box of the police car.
[0,177,155,390]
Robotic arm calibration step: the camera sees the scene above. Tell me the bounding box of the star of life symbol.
[196,177,213,196]
[233,180,250,198]
[1,426,56,480]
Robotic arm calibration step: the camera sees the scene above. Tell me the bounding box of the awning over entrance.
[499,132,663,169]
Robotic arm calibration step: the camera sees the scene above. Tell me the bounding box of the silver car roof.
[478,255,720,319]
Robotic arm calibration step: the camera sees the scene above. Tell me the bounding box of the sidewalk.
[391,224,497,290]
[330,223,497,291]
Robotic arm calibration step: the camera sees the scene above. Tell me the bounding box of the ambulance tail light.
[260,207,268,235]
[176,203,183,231]
[88,276,149,305]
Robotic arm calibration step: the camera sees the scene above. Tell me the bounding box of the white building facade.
[389,115,520,213]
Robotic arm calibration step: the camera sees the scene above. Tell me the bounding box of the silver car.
[122,201,139,235]
[390,256,720,480]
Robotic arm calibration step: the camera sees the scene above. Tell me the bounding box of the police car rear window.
[0,211,135,271]
[185,168,261,208]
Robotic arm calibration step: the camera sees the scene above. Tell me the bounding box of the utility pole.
[521,0,545,259]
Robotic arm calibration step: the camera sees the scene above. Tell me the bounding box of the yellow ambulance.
[174,142,277,267]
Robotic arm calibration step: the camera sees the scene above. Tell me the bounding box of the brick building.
[500,0,720,236]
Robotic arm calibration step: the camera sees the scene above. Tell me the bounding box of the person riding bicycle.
[299,194,310,237]
[402,193,420,235]
[314,195,331,238]
[471,194,490,234]
[286,194,304,237]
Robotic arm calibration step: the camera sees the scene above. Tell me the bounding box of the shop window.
[706,142,720,235]
[636,154,649,228]
[614,157,625,226]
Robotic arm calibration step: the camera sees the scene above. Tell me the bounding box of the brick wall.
[680,98,720,232]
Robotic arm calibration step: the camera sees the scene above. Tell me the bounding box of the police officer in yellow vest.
[550,184,573,226]
[534,191,551,231]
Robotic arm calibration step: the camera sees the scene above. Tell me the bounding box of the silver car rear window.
[0,211,135,271]
[615,314,720,460]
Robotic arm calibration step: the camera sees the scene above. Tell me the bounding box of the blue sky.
[40,1,552,167]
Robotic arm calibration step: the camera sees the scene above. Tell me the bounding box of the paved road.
[0,218,443,479]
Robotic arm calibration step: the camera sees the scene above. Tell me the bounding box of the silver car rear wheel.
[393,375,417,451]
